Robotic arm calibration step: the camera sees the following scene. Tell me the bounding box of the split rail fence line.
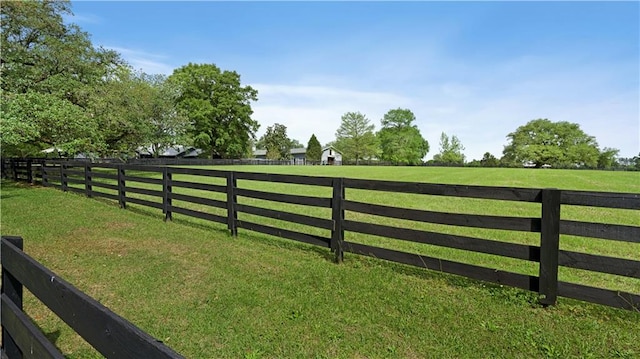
[1,158,639,312]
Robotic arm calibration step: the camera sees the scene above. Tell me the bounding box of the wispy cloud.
[107,47,175,75]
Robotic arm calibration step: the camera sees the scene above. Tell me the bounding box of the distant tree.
[597,147,620,169]
[432,132,465,165]
[289,139,304,149]
[377,108,428,165]
[168,63,259,159]
[503,119,599,168]
[306,134,322,162]
[335,111,378,164]
[262,123,291,160]
[133,74,191,157]
[480,152,499,167]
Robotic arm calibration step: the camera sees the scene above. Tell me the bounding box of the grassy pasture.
[1,166,639,358]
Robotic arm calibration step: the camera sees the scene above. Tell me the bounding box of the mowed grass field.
[1,166,639,358]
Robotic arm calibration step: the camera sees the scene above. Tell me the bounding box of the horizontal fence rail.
[0,236,184,359]
[2,158,639,312]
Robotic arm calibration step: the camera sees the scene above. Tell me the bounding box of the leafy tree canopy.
[335,111,378,164]
[262,123,291,160]
[0,0,122,156]
[432,132,465,165]
[168,63,259,159]
[306,134,322,162]
[378,108,429,165]
[503,119,600,168]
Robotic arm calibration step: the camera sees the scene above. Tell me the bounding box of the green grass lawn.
[1,166,639,358]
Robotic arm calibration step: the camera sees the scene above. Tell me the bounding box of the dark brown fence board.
[0,239,184,358]
[1,294,65,359]
[123,175,163,185]
[169,193,227,209]
[343,220,539,261]
[561,190,640,210]
[124,186,164,198]
[237,220,330,247]
[169,180,226,193]
[344,178,542,202]
[125,197,164,210]
[89,181,119,191]
[236,203,333,230]
[167,167,229,177]
[66,186,85,195]
[90,191,120,202]
[120,165,165,173]
[558,250,640,278]
[344,241,538,291]
[87,172,119,180]
[557,281,640,311]
[65,177,85,185]
[345,200,540,232]
[62,169,85,177]
[234,171,333,187]
[560,220,640,243]
[236,188,331,208]
[169,206,227,224]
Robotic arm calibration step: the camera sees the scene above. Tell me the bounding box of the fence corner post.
[1,235,24,359]
[226,172,237,236]
[118,164,126,209]
[26,158,33,184]
[163,167,172,221]
[539,188,561,306]
[331,177,345,263]
[61,163,68,192]
[85,164,92,198]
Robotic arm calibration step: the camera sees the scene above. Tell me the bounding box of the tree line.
[1,1,637,170]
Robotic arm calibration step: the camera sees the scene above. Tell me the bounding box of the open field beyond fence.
[1,163,639,358]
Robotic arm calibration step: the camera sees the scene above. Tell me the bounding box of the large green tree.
[306,134,322,162]
[377,108,429,165]
[597,147,620,169]
[89,66,157,157]
[334,112,378,164]
[261,123,291,160]
[0,0,121,156]
[432,132,465,165]
[141,74,191,157]
[168,63,259,159]
[503,119,600,168]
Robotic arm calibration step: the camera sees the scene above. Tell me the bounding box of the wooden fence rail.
[0,236,184,359]
[2,158,639,312]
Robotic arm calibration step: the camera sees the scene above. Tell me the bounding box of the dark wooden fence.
[2,159,639,312]
[0,236,184,359]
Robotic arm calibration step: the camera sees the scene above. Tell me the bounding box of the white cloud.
[251,84,412,147]
[107,47,175,75]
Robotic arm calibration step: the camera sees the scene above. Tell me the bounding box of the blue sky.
[67,1,639,160]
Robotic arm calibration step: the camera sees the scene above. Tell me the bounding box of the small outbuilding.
[321,146,342,165]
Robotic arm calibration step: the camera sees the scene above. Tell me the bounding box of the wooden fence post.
[1,235,24,359]
[26,158,33,184]
[331,178,345,263]
[163,167,172,221]
[539,188,561,306]
[42,161,48,187]
[226,172,237,236]
[85,164,92,198]
[61,163,68,192]
[118,165,126,209]
[12,159,18,181]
